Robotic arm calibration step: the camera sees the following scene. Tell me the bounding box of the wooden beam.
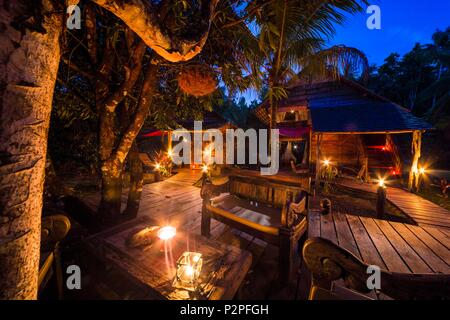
[315,133,323,189]
[167,130,172,151]
[408,130,422,192]
[315,130,417,135]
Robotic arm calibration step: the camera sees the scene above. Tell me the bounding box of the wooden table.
[85,217,252,300]
[308,210,450,274]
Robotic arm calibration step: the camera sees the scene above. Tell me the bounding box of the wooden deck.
[309,210,450,274]
[83,168,305,299]
[338,178,450,230]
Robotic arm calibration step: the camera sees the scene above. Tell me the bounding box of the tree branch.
[100,40,147,112]
[91,0,219,62]
[107,62,158,169]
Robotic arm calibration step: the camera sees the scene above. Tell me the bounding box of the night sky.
[239,0,450,103]
[330,0,450,66]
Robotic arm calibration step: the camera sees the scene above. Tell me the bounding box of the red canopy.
[142,130,165,137]
[278,127,311,138]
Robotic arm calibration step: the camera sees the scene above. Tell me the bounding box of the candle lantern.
[173,252,203,291]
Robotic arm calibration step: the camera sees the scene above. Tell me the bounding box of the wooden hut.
[254,77,433,189]
[139,111,236,169]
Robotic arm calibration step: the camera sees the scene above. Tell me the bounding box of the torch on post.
[376,178,387,219]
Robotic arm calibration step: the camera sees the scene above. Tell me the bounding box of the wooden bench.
[201,172,311,282]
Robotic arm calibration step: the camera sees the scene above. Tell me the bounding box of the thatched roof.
[255,78,432,133]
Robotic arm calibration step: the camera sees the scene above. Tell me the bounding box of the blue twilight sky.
[239,0,450,103]
[329,0,450,66]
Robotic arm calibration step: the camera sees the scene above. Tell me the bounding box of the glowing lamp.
[293,145,298,149]
[173,252,203,291]
[167,149,173,157]
[155,163,161,171]
[419,167,426,175]
[323,159,330,167]
[202,164,209,173]
[378,178,385,188]
[157,226,176,240]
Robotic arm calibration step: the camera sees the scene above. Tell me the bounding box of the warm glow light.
[155,163,161,170]
[378,178,385,187]
[290,109,295,113]
[157,226,176,240]
[323,159,330,167]
[202,164,209,173]
[419,167,426,174]
[293,145,298,149]
[167,149,173,157]
[185,265,194,277]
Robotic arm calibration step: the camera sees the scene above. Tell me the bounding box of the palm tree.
[249,0,369,129]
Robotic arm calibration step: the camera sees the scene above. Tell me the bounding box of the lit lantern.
[173,252,203,291]
[157,226,176,240]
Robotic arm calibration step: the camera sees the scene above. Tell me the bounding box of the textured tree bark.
[0,0,62,299]
[123,141,143,218]
[92,0,219,62]
[96,36,147,221]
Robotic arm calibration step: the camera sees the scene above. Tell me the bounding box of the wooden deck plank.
[320,213,338,245]
[308,210,321,238]
[388,222,450,273]
[338,179,450,230]
[359,217,410,273]
[422,227,450,250]
[374,219,432,273]
[403,224,450,264]
[345,215,387,270]
[333,213,361,259]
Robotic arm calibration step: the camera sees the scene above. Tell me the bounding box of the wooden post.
[167,130,172,152]
[315,133,323,189]
[408,131,422,192]
[376,185,386,219]
[308,129,313,167]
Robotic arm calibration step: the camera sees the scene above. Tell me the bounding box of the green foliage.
[369,27,450,117]
[152,150,173,177]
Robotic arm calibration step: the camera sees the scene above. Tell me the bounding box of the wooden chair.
[39,214,71,299]
[201,173,310,283]
[303,237,450,300]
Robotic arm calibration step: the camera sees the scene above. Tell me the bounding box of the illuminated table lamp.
[157,226,176,240]
[173,252,203,291]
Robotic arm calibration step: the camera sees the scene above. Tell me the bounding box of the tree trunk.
[98,109,122,220]
[123,141,143,218]
[0,0,62,299]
